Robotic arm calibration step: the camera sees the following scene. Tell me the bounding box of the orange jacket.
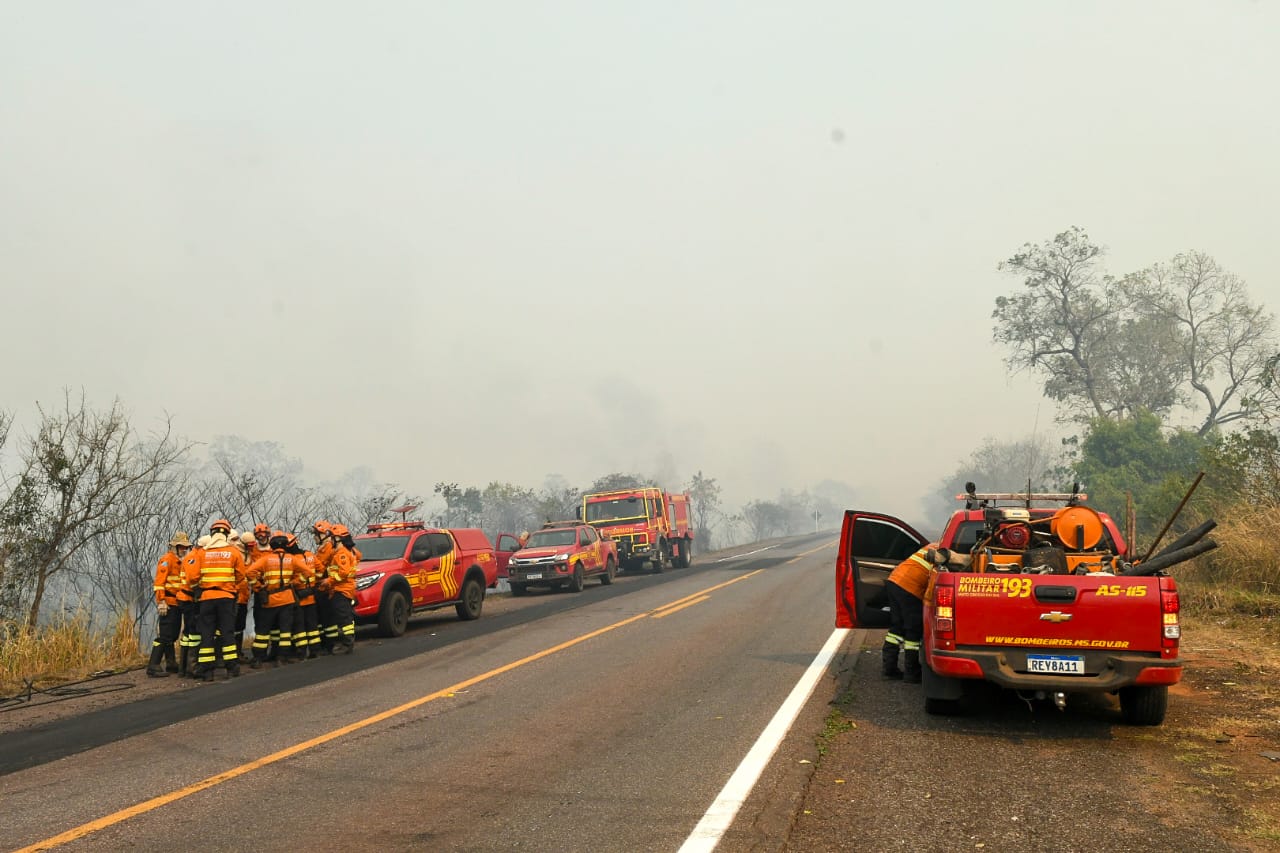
[296,551,321,604]
[153,550,188,605]
[247,549,310,608]
[315,539,335,569]
[185,536,246,601]
[325,545,359,599]
[887,545,936,601]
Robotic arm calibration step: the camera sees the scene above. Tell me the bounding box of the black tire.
[601,557,616,585]
[377,589,410,637]
[455,575,485,620]
[1119,685,1168,725]
[568,564,585,593]
[673,539,691,569]
[651,542,667,574]
[510,582,527,597]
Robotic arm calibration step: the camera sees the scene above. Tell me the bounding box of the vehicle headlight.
[355,572,383,591]
[555,553,570,561]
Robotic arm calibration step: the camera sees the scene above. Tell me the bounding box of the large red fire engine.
[580,486,694,573]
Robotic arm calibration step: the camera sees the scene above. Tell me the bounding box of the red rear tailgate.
[951,574,1165,653]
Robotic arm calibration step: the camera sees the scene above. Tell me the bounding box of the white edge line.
[678,627,852,853]
[715,544,779,562]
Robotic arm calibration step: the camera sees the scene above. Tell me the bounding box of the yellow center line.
[651,595,710,619]
[652,568,764,615]
[18,568,768,852]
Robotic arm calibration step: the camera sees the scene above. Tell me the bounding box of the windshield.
[353,535,410,562]
[584,497,647,523]
[526,529,577,548]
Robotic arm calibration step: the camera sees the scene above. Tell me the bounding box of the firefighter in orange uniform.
[233,531,257,662]
[178,536,210,676]
[245,531,307,666]
[883,544,943,683]
[147,531,192,677]
[311,521,335,654]
[185,519,247,681]
[290,533,322,659]
[322,524,359,654]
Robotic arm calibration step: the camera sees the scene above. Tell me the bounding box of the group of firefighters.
[148,519,362,681]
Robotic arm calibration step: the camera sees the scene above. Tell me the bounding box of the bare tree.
[204,437,327,535]
[3,392,190,629]
[742,500,785,541]
[78,462,217,641]
[1137,251,1277,434]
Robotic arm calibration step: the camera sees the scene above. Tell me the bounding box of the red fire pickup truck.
[836,490,1194,725]
[353,521,513,636]
[507,522,618,595]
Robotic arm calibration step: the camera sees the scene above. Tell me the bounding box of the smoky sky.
[2,2,1278,524]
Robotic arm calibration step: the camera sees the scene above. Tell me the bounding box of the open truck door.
[836,510,928,629]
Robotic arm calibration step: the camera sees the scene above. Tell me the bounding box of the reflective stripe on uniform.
[885,632,903,646]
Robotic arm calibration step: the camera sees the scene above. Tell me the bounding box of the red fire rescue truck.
[580,486,694,573]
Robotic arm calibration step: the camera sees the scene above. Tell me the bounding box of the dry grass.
[1174,499,1280,633]
[0,610,145,696]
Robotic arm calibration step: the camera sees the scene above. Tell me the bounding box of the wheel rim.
[467,580,482,611]
[394,595,408,631]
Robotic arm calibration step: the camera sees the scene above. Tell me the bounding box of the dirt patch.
[1122,614,1280,848]
[790,615,1280,852]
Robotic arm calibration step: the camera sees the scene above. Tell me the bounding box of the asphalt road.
[0,534,846,853]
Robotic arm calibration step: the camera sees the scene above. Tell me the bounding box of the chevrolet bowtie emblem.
[1040,611,1073,623]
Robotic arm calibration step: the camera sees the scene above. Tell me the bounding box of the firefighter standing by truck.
[185,519,247,681]
[882,544,943,684]
[146,531,192,677]
[321,524,359,654]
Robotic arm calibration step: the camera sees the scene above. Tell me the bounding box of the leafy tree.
[1068,411,1208,547]
[995,230,1277,430]
[685,470,721,553]
[994,228,1167,420]
[585,472,647,493]
[434,482,482,527]
[534,475,580,528]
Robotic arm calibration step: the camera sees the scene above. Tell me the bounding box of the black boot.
[163,643,179,673]
[882,642,903,679]
[146,646,169,678]
[179,646,190,677]
[903,649,922,684]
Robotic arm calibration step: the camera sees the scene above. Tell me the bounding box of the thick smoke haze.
[3,2,1278,525]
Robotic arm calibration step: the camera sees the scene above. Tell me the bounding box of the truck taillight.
[933,580,955,642]
[1160,581,1180,646]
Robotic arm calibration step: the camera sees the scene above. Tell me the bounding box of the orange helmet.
[330,524,350,538]
[284,532,299,548]
[312,520,331,535]
[210,519,232,534]
[253,523,270,537]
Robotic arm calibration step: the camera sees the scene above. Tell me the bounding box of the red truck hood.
[356,558,404,575]
[515,547,566,559]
